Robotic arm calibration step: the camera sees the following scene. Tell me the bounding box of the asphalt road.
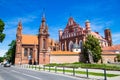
[0,65,84,80]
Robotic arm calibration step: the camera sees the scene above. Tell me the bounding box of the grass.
[45,62,120,71]
[28,65,119,77]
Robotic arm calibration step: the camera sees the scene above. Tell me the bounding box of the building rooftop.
[22,34,38,45]
[102,44,120,51]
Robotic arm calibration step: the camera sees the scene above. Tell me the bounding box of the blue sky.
[0,0,120,56]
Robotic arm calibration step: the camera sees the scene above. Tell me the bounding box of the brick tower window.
[43,39,46,49]
[30,48,33,58]
[43,53,46,62]
[24,48,28,56]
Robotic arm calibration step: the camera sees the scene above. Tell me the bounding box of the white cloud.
[0,11,41,56]
[0,49,7,57]
[4,11,40,36]
[49,26,60,40]
[5,15,38,27]
[22,27,38,35]
[112,32,120,45]
[91,24,104,32]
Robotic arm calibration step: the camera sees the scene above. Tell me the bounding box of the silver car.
[4,62,11,67]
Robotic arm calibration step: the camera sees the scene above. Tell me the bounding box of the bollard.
[86,68,89,78]
[55,66,57,73]
[31,64,33,69]
[73,67,75,76]
[63,67,65,74]
[39,66,40,71]
[35,65,36,70]
[104,69,107,80]
[44,65,45,71]
[49,66,50,72]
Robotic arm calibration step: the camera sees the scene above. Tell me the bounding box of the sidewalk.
[108,76,120,80]
[14,65,120,80]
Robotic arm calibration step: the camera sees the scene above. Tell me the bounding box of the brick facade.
[15,15,115,65]
[15,15,50,65]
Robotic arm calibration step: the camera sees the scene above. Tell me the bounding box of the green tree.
[0,19,5,43]
[0,57,4,62]
[116,54,120,62]
[4,40,16,64]
[83,34,102,63]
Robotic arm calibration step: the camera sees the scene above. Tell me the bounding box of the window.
[74,33,76,36]
[109,32,111,36]
[75,28,77,32]
[43,53,46,62]
[67,35,68,38]
[24,48,28,56]
[30,48,33,57]
[43,39,46,49]
[79,40,82,49]
[43,53,46,58]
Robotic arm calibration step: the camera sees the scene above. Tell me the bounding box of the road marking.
[12,70,42,80]
[0,75,4,80]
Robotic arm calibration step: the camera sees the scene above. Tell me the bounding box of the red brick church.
[15,14,118,65]
[15,15,52,64]
[58,17,112,52]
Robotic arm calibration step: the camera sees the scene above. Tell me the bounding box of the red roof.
[102,44,120,51]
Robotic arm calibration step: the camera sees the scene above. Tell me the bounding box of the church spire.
[18,20,22,27]
[39,9,49,35]
[17,21,22,35]
[38,9,50,64]
[40,8,46,29]
[15,21,22,64]
[41,13,45,22]
[85,19,91,33]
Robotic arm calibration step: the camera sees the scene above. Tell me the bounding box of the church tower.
[15,21,22,64]
[104,28,112,46]
[38,14,50,64]
[85,20,91,34]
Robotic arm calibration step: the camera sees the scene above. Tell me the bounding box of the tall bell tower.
[38,14,50,64]
[85,20,91,34]
[104,28,112,46]
[15,21,22,64]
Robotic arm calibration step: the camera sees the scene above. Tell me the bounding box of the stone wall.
[102,54,116,63]
[50,54,79,63]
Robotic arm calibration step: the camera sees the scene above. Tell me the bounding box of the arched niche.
[62,43,64,51]
[79,40,82,49]
[69,41,73,51]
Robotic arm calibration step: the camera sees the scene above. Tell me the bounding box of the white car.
[3,62,11,67]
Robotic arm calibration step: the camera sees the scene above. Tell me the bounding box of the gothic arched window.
[69,41,73,51]
[30,48,33,58]
[24,48,28,56]
[79,40,82,49]
[43,39,46,49]
[62,44,64,51]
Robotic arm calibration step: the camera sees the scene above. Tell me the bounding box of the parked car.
[4,62,11,67]
[0,62,3,65]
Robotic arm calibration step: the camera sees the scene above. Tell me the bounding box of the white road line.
[12,70,42,80]
[0,75,4,80]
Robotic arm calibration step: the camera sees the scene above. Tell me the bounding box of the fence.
[15,64,107,80]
